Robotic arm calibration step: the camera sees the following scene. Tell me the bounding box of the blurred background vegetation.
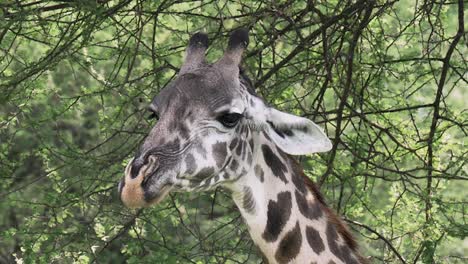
[0,0,466,263]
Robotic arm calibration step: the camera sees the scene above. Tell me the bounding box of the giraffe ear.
[264,108,332,155]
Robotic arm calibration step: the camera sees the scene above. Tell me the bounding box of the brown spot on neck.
[286,155,367,263]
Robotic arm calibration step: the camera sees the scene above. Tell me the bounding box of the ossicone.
[180,32,209,74]
[227,28,249,51]
[216,28,249,69]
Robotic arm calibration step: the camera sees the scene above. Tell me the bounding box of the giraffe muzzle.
[120,156,167,208]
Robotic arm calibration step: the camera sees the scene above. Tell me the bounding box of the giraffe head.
[119,29,332,208]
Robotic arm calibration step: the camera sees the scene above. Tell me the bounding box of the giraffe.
[118,29,366,264]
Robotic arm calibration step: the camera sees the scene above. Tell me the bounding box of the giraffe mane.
[239,64,367,262]
[290,157,368,263]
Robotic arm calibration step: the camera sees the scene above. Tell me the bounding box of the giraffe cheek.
[212,142,228,168]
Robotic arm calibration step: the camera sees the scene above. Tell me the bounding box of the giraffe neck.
[229,135,362,264]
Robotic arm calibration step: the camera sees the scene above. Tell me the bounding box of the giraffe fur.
[118,28,366,264]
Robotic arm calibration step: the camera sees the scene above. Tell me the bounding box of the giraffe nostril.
[130,159,145,179]
[129,156,159,179]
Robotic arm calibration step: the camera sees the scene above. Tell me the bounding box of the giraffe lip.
[144,181,173,206]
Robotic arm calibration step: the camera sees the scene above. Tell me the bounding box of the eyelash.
[217,112,243,128]
[147,110,243,127]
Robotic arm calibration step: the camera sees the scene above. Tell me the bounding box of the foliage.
[0,0,466,263]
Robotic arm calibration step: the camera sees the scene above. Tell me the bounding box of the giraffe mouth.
[119,172,174,208]
[137,167,175,207]
[144,183,173,206]
[120,157,175,208]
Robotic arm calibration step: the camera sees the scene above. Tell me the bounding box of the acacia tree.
[0,0,466,263]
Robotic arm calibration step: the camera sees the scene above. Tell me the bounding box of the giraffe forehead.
[152,69,245,114]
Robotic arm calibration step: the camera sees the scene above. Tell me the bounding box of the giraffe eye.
[148,111,159,121]
[218,113,243,128]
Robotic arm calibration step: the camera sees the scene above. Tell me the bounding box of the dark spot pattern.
[326,221,340,255]
[262,145,288,183]
[254,164,264,182]
[230,137,239,150]
[326,222,359,264]
[295,190,323,220]
[275,221,302,263]
[236,140,243,156]
[262,191,292,242]
[242,186,256,214]
[305,226,325,254]
[238,168,248,179]
[184,154,197,174]
[194,167,214,180]
[230,159,239,171]
[241,143,247,160]
[212,142,227,168]
[240,124,247,135]
[189,179,201,188]
[247,151,253,165]
[249,138,254,150]
[276,146,289,160]
[291,167,307,194]
[262,131,271,141]
[196,142,207,158]
[289,158,328,206]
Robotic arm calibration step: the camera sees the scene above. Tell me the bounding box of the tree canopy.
[0,0,466,263]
